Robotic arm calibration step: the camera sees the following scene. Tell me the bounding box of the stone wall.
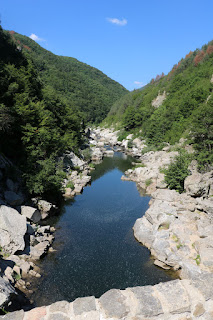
[1,275,213,319]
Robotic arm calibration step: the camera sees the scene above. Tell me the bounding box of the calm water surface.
[32,152,175,306]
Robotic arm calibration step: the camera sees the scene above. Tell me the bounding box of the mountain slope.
[0,26,85,196]
[104,41,213,169]
[9,31,128,123]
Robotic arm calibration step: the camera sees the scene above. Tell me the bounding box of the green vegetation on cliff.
[0,26,85,196]
[0,27,127,197]
[104,42,213,170]
[10,31,128,123]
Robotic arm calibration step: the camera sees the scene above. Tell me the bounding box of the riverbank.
[91,128,213,278]
[0,151,93,311]
[1,127,213,319]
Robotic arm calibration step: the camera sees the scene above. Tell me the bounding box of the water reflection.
[31,153,177,306]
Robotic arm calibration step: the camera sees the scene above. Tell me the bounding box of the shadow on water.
[30,152,178,307]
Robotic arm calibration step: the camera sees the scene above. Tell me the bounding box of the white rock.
[0,206,27,254]
[21,206,41,223]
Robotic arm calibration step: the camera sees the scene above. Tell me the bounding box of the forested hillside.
[9,31,128,123]
[0,26,86,196]
[104,42,213,170]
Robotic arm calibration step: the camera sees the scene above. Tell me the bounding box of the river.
[31,151,176,306]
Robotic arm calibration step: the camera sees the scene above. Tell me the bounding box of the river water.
[31,152,175,306]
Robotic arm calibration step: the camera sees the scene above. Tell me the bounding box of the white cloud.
[107,18,127,26]
[134,81,143,86]
[29,33,45,42]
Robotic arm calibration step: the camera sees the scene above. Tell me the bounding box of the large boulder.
[0,276,16,308]
[91,148,103,161]
[21,206,41,223]
[37,200,57,220]
[0,206,27,254]
[62,151,85,170]
[184,171,213,197]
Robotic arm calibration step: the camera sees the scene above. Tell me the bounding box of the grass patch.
[66,181,74,190]
[132,163,146,170]
[145,178,152,187]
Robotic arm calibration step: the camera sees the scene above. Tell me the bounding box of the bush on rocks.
[163,151,192,193]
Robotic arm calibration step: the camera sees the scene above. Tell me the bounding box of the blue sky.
[1,0,213,90]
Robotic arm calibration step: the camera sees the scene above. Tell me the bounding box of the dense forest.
[0,26,126,197]
[104,42,213,170]
[10,31,128,123]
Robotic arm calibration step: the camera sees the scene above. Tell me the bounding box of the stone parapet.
[1,276,213,319]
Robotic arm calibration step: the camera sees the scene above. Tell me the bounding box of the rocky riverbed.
[1,127,213,319]
[90,128,213,278]
[0,150,93,311]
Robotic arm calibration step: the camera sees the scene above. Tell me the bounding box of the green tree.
[164,151,191,193]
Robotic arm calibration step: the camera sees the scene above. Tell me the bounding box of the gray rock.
[19,261,31,275]
[30,241,50,259]
[0,206,27,254]
[91,148,103,161]
[184,171,212,197]
[37,200,56,220]
[4,191,24,206]
[130,286,163,317]
[192,273,213,300]
[155,280,191,314]
[73,296,96,315]
[4,267,14,283]
[154,259,171,270]
[152,189,179,202]
[133,217,154,248]
[64,151,85,170]
[99,289,129,318]
[37,225,50,234]
[151,238,170,262]
[0,277,16,308]
[152,91,167,108]
[74,185,83,194]
[145,199,177,225]
[199,199,213,216]
[21,206,41,223]
[49,301,70,314]
[0,310,24,320]
[47,314,69,320]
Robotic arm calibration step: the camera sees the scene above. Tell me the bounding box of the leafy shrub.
[127,140,133,148]
[81,148,91,161]
[117,130,128,141]
[66,181,74,190]
[163,151,192,193]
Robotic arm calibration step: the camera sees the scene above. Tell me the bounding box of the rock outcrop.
[151,90,167,108]
[0,206,27,255]
[184,170,213,197]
